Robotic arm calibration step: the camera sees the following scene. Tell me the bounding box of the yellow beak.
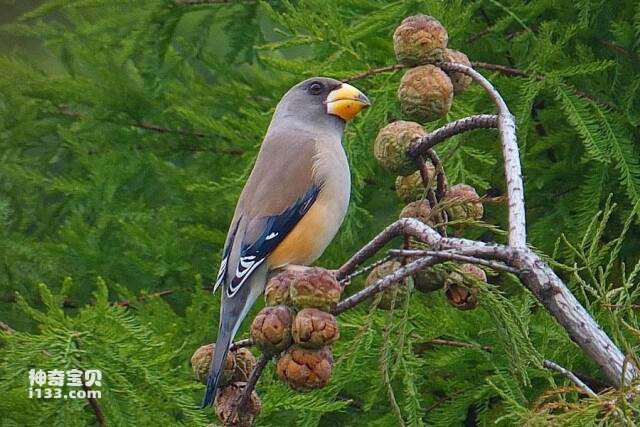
[325,83,371,121]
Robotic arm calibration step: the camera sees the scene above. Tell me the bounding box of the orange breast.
[267,200,332,268]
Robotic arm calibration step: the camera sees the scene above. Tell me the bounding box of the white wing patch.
[212,256,228,293]
[266,232,278,240]
[227,256,266,298]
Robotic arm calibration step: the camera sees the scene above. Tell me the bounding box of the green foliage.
[2,0,640,425]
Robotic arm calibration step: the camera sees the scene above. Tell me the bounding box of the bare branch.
[424,338,598,397]
[342,64,405,83]
[334,255,441,314]
[113,289,174,307]
[82,379,106,426]
[544,359,599,398]
[471,61,536,79]
[229,338,254,352]
[56,105,244,155]
[408,114,499,158]
[439,62,526,248]
[176,0,252,4]
[424,149,448,203]
[425,338,493,353]
[226,355,270,426]
[338,255,393,287]
[388,249,520,274]
[337,218,636,388]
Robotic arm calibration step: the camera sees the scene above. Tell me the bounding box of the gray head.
[270,77,370,133]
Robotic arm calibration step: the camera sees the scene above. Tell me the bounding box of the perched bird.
[203,77,370,406]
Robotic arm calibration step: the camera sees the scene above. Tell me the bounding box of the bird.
[202,77,370,407]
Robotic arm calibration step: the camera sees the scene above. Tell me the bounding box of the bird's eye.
[308,82,324,95]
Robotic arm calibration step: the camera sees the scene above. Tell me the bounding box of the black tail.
[201,327,233,407]
[202,263,267,407]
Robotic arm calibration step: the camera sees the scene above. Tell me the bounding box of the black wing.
[214,185,320,298]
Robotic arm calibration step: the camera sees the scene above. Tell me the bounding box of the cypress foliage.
[1,0,640,425]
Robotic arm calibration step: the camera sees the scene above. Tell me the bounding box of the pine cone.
[395,171,426,203]
[365,261,412,310]
[191,344,235,386]
[398,65,453,122]
[399,199,435,227]
[393,15,448,66]
[395,163,447,204]
[289,267,342,311]
[413,266,449,293]
[374,121,425,176]
[231,348,256,383]
[444,264,486,310]
[292,308,340,349]
[214,382,261,427]
[444,184,483,222]
[250,305,293,355]
[264,270,295,306]
[443,48,472,93]
[276,346,333,391]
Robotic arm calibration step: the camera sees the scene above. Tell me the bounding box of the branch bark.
[407,114,499,157]
[388,249,520,274]
[544,359,599,398]
[439,62,526,248]
[337,218,636,388]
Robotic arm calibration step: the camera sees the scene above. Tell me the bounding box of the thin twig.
[113,289,174,307]
[426,338,493,353]
[544,359,599,398]
[388,249,521,274]
[73,338,106,426]
[408,115,499,158]
[81,379,106,426]
[56,106,244,155]
[229,338,254,352]
[417,157,447,236]
[342,64,405,83]
[339,255,393,286]
[226,355,270,426]
[343,62,618,111]
[176,0,253,4]
[334,255,441,314]
[465,28,492,43]
[425,149,447,203]
[471,62,619,110]
[472,61,536,79]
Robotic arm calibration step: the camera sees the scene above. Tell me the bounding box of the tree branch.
[439,62,526,248]
[56,105,244,155]
[388,249,520,274]
[407,115,499,157]
[229,338,254,352]
[175,0,249,5]
[471,61,535,79]
[423,338,599,397]
[225,355,270,426]
[424,338,493,353]
[342,64,405,83]
[337,218,636,388]
[334,255,441,314]
[113,289,174,307]
[543,359,599,398]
